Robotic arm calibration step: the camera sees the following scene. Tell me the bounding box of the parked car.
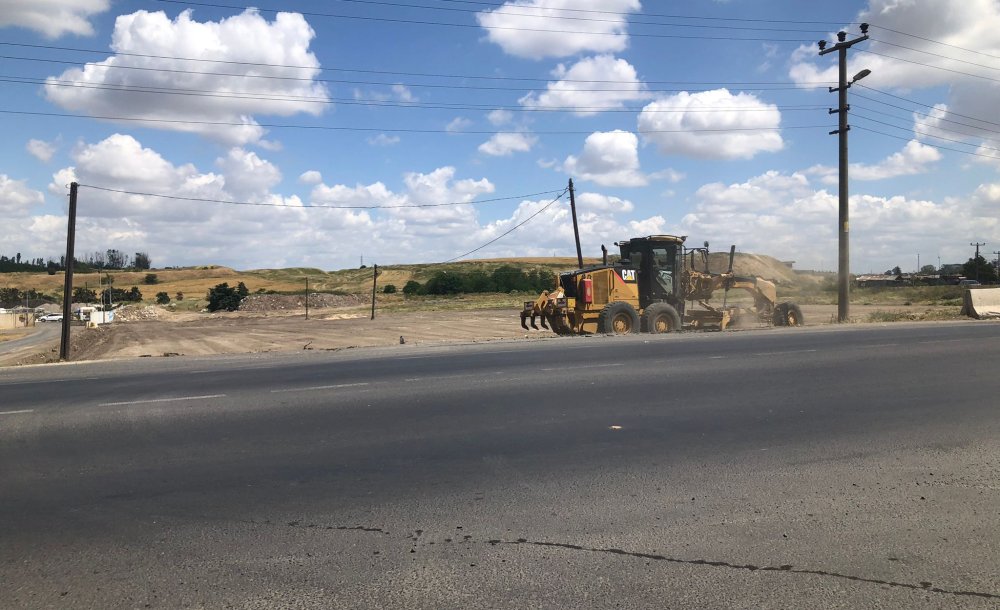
[957,279,981,287]
[38,313,63,322]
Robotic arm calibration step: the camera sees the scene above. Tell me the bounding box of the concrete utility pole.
[568,179,583,268]
[819,24,869,323]
[59,182,79,361]
[994,251,1000,282]
[305,277,309,320]
[971,242,986,282]
[370,264,379,320]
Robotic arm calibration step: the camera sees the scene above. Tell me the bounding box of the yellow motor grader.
[520,235,803,334]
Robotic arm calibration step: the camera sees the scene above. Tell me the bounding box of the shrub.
[402,280,424,296]
[143,273,158,285]
[155,291,170,305]
[383,284,397,294]
[206,282,249,312]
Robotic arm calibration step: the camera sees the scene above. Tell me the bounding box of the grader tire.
[598,302,639,335]
[773,302,804,327]
[641,303,682,334]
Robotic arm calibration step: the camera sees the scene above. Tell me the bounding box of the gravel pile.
[114,305,165,322]
[239,293,366,312]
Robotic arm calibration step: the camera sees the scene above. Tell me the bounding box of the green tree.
[382,284,397,294]
[919,264,937,274]
[143,273,158,285]
[155,291,170,304]
[72,287,97,303]
[206,282,247,311]
[402,280,424,296]
[134,252,151,270]
[425,271,466,295]
[962,255,996,284]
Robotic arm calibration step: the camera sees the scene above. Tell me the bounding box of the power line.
[856,85,1000,128]
[0,109,832,134]
[144,0,816,42]
[858,49,1000,84]
[0,42,837,87]
[1,54,825,94]
[851,102,1000,138]
[852,95,1000,136]
[852,113,1000,152]
[442,189,568,263]
[853,124,1000,159]
[869,38,1000,72]
[158,0,854,26]
[872,24,1000,61]
[152,0,834,34]
[78,183,565,209]
[15,76,827,113]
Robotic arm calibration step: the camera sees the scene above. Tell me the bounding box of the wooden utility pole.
[305,277,309,320]
[971,242,986,282]
[59,182,79,361]
[568,179,583,268]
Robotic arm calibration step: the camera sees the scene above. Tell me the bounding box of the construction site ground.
[0,301,965,367]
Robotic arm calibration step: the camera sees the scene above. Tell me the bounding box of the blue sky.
[1,0,999,272]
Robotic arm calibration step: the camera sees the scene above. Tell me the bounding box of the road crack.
[487,539,1000,601]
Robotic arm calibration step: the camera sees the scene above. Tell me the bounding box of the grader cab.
[520,235,803,335]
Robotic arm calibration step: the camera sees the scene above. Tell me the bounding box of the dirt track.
[0,303,964,367]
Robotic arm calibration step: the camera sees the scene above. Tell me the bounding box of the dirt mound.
[239,293,367,312]
[114,304,168,322]
[706,252,798,285]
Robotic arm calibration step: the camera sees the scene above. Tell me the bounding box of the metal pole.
[568,179,583,268]
[370,264,378,320]
[59,182,78,361]
[305,277,309,320]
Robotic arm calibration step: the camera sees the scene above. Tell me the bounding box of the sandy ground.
[0,303,964,367]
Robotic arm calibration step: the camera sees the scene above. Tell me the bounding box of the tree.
[382,284,397,294]
[425,271,466,295]
[134,252,151,270]
[402,280,424,296]
[155,292,170,305]
[72,287,97,303]
[919,264,937,274]
[143,273,158,285]
[206,282,248,312]
[962,255,996,284]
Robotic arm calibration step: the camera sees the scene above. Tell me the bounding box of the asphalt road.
[2,322,999,609]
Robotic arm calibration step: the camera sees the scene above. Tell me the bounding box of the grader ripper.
[520,235,803,335]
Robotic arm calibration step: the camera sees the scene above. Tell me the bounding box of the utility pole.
[305,277,309,320]
[819,24,869,323]
[59,182,78,361]
[370,264,379,320]
[994,251,1000,283]
[568,179,583,268]
[971,242,986,282]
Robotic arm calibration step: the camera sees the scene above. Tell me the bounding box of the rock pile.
[114,305,165,322]
[238,293,366,312]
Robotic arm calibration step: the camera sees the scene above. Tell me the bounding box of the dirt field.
[0,301,965,367]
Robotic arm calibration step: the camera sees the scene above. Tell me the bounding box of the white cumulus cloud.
[0,175,45,216]
[43,9,329,146]
[563,130,648,187]
[0,0,109,38]
[808,140,942,184]
[520,55,650,116]
[638,89,783,160]
[479,132,538,156]
[298,170,323,185]
[26,139,58,163]
[477,0,641,60]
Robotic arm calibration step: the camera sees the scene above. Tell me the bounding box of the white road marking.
[708,356,726,360]
[753,349,818,356]
[862,343,900,348]
[0,409,34,415]
[98,394,226,407]
[270,382,369,394]
[540,363,624,372]
[919,339,965,345]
